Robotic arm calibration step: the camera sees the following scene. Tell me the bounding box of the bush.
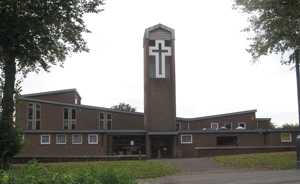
[0,161,137,184]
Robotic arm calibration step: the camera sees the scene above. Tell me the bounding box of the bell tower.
[144,24,176,132]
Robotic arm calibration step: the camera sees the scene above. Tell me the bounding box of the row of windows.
[40,134,99,145]
[27,103,113,130]
[176,121,247,131]
[179,132,293,145]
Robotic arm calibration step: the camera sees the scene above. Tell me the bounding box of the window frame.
[88,134,98,144]
[56,134,67,144]
[180,134,193,144]
[211,122,219,130]
[27,103,41,130]
[72,134,83,144]
[63,108,77,130]
[40,134,50,145]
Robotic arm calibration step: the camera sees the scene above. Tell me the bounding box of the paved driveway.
[139,158,300,184]
[140,170,300,184]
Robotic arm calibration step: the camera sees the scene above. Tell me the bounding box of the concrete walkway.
[139,158,300,184]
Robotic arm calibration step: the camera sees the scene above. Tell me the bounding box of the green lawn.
[15,160,177,179]
[214,152,297,170]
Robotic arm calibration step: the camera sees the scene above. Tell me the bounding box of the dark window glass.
[64,108,68,119]
[36,121,40,130]
[36,109,40,119]
[72,109,76,119]
[225,123,232,129]
[217,136,238,146]
[149,40,155,46]
[107,113,112,120]
[28,107,33,120]
[100,112,104,119]
[107,120,112,130]
[71,121,76,129]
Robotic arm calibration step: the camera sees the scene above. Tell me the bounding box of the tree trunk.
[0,54,16,170]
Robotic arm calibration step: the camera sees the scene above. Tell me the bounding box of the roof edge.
[21,88,81,98]
[144,23,175,39]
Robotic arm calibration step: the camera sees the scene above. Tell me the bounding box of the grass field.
[214,152,297,170]
[15,160,178,179]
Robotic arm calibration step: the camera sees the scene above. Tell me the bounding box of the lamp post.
[295,48,300,169]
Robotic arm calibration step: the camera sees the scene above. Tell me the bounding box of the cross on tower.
[149,40,172,78]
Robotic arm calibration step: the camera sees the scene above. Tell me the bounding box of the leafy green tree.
[111,103,136,112]
[233,0,300,131]
[0,0,104,169]
[281,123,299,129]
[233,0,300,64]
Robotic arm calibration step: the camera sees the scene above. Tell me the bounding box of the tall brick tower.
[144,24,176,158]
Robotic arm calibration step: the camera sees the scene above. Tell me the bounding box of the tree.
[0,0,104,169]
[281,123,299,129]
[233,0,300,64]
[233,0,300,124]
[111,103,136,112]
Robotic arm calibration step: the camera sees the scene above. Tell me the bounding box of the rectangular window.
[72,134,82,144]
[88,134,98,144]
[97,112,112,130]
[40,135,50,144]
[107,113,112,130]
[181,121,189,130]
[98,112,105,129]
[217,136,238,146]
[211,122,219,130]
[181,134,193,144]
[63,108,77,130]
[27,103,41,130]
[176,121,181,131]
[281,133,292,143]
[56,134,66,144]
[225,123,232,130]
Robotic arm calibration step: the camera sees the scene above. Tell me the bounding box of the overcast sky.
[21,0,298,127]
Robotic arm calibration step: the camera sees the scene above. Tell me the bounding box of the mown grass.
[15,160,177,179]
[214,152,296,170]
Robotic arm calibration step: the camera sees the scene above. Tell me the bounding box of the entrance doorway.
[150,136,175,158]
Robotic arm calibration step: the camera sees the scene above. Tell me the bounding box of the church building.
[16,24,298,160]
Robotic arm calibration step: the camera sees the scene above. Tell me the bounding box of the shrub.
[0,161,137,184]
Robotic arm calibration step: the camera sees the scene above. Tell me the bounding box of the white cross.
[149,40,172,78]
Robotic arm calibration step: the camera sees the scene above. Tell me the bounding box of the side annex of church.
[16,24,297,160]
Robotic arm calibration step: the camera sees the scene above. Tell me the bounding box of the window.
[181,134,192,144]
[237,122,247,129]
[107,113,112,130]
[40,135,50,144]
[56,134,66,144]
[98,112,105,129]
[97,112,112,130]
[281,133,292,143]
[181,121,189,130]
[27,103,41,130]
[211,122,219,130]
[225,123,232,130]
[88,134,98,144]
[217,136,238,146]
[72,134,82,144]
[63,108,77,129]
[176,121,181,131]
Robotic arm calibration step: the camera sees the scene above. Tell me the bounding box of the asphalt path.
[139,158,300,184]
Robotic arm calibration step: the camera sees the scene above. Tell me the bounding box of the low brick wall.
[13,154,147,163]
